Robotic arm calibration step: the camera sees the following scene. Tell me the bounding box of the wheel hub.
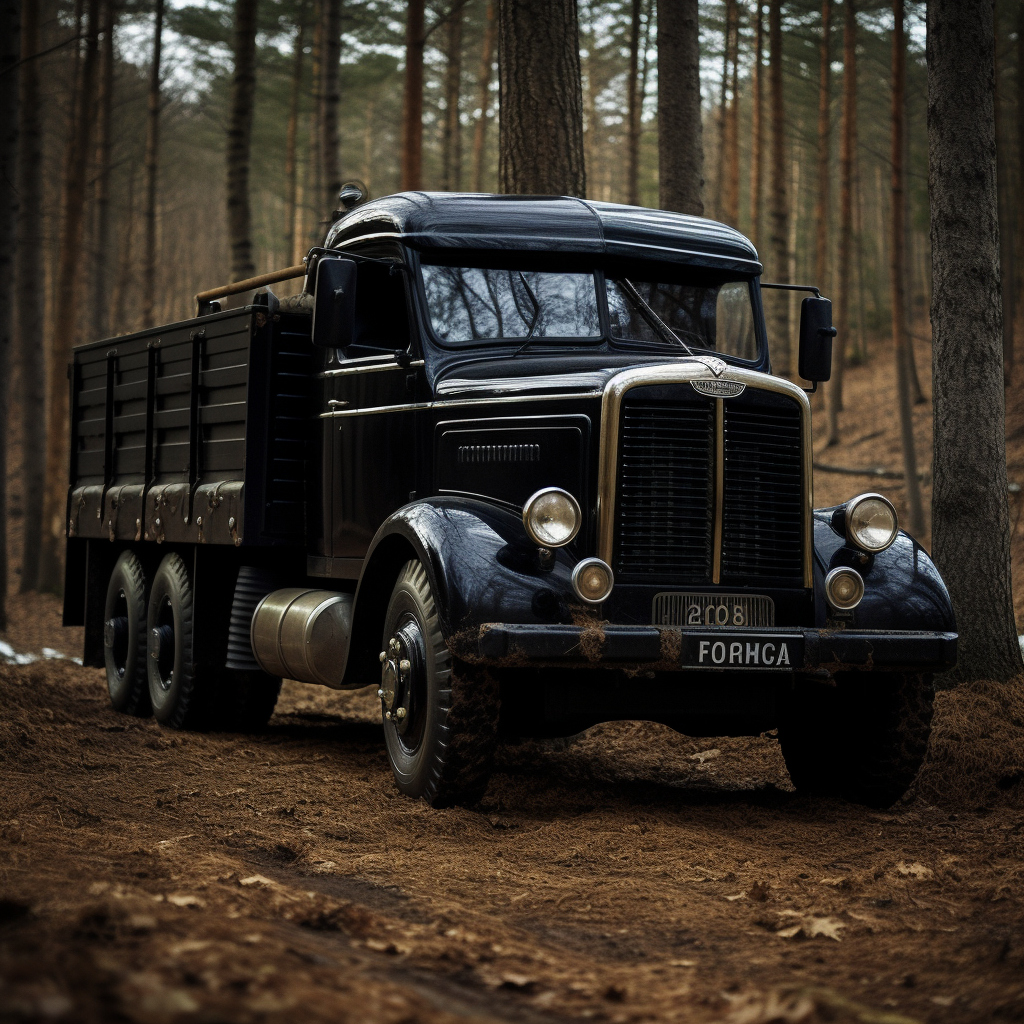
[378,624,424,738]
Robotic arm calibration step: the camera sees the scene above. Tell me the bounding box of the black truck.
[63,191,957,808]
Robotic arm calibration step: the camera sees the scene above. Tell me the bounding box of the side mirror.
[798,296,836,383]
[311,258,357,349]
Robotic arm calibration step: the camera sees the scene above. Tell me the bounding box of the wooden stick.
[195,264,306,304]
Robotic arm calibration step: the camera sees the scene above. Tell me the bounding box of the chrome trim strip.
[712,398,724,584]
[321,358,425,378]
[595,363,813,590]
[319,390,602,418]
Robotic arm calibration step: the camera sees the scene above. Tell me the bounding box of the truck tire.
[103,551,151,716]
[380,560,499,807]
[146,552,213,730]
[779,672,934,808]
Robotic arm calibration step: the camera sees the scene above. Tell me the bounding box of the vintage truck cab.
[64,192,956,809]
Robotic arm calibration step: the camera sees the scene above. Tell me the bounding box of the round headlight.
[522,488,581,548]
[572,558,614,604]
[845,492,898,553]
[825,566,865,610]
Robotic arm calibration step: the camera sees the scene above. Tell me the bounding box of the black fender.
[812,508,956,634]
[339,497,584,688]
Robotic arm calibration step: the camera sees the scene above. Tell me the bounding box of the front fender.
[339,497,585,687]
[812,508,956,633]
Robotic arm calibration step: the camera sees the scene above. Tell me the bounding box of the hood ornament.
[690,355,727,377]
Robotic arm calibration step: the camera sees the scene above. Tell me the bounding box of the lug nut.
[377,688,384,698]
[379,651,386,663]
[394,707,407,720]
[399,659,411,673]
[385,710,392,721]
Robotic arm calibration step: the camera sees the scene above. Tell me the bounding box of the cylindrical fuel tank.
[250,589,353,688]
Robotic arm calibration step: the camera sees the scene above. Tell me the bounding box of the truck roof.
[324,192,761,274]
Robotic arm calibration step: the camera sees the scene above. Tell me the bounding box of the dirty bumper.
[472,625,958,673]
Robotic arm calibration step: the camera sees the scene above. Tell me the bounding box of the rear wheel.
[779,672,934,807]
[147,552,212,729]
[103,551,151,716]
[380,560,499,807]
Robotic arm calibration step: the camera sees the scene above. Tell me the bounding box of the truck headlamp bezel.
[844,492,899,553]
[522,487,582,548]
[824,566,865,610]
[572,557,614,604]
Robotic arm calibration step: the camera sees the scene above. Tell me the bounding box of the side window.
[350,259,412,354]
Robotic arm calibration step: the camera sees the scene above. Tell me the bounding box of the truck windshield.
[420,263,757,360]
[421,266,602,344]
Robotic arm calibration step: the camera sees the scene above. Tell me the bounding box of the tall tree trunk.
[110,167,135,333]
[141,0,162,326]
[38,0,101,594]
[626,0,642,205]
[928,0,1022,683]
[15,0,45,593]
[902,30,925,406]
[723,0,741,225]
[813,0,831,289]
[853,149,868,362]
[891,0,925,536]
[401,0,425,191]
[320,0,341,212]
[226,0,258,283]
[497,0,586,196]
[89,0,115,339]
[471,0,496,192]
[658,0,704,215]
[714,1,732,219]
[995,2,1015,385]
[0,0,20,625]
[310,5,322,217]
[1016,0,1023,380]
[361,97,374,195]
[750,0,764,247]
[442,6,464,191]
[768,0,790,372]
[284,13,306,263]
[826,0,856,446]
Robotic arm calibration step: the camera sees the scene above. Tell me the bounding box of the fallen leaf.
[725,892,747,902]
[896,861,933,879]
[775,912,844,941]
[239,875,276,888]
[166,894,204,908]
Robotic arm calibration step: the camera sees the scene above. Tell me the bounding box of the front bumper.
[473,624,957,673]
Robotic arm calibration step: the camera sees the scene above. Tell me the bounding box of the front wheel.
[379,560,499,807]
[779,672,934,808]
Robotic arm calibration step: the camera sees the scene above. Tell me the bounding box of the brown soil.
[1,597,1023,1024]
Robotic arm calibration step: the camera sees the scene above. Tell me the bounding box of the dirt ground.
[2,331,1024,1024]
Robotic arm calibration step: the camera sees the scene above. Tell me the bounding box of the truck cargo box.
[67,304,315,549]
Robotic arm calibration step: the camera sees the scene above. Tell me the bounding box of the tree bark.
[1016,0,1023,383]
[714,1,731,220]
[826,0,856,446]
[0,0,20,626]
[110,167,135,334]
[401,0,425,191]
[891,0,925,536]
[320,0,341,211]
[723,0,741,225]
[626,0,642,206]
[38,0,101,593]
[141,0,162,326]
[497,0,586,197]
[88,0,115,340]
[442,5,464,191]
[15,0,45,593]
[750,0,764,247]
[994,1,1015,385]
[657,0,704,215]
[470,0,496,192]
[768,0,790,372]
[928,0,1022,683]
[226,0,258,283]
[284,13,306,263]
[813,0,831,290]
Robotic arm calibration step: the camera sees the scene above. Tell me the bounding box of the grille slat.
[614,390,804,586]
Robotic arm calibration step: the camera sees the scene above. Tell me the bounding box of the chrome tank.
[250,589,353,688]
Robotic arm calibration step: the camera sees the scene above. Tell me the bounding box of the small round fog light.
[572,558,614,605]
[825,566,865,611]
[523,488,581,548]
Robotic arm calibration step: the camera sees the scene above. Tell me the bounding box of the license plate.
[683,634,804,669]
[653,592,775,628]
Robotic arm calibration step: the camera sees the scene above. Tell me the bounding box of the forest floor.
[2,330,1024,1024]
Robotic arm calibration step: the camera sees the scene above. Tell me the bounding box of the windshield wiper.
[511,271,542,357]
[617,278,694,355]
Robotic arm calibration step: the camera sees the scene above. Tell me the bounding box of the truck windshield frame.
[414,253,764,365]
